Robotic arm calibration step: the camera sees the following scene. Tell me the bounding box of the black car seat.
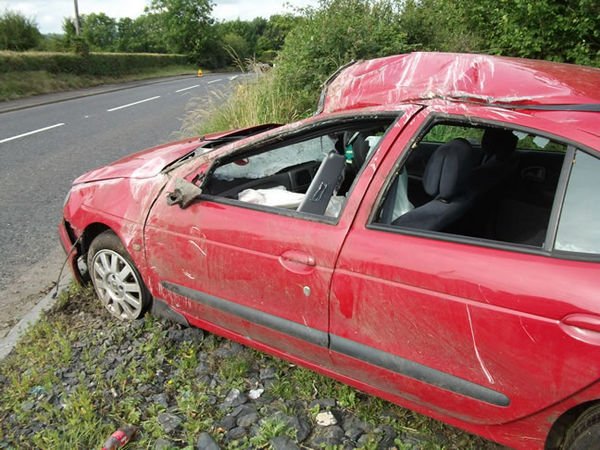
[337,132,371,195]
[473,128,519,190]
[392,138,475,231]
[297,150,346,215]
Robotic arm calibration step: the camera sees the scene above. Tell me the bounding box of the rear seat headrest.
[482,129,518,162]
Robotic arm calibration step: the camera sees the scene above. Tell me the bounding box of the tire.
[87,230,151,320]
[562,404,600,450]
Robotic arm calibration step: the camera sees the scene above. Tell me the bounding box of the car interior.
[202,118,395,217]
[376,122,568,248]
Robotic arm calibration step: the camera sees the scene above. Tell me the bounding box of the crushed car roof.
[320,52,600,136]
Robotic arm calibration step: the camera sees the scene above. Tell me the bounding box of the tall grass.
[190,63,307,135]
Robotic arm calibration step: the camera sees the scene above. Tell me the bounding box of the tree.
[398,0,599,66]
[275,0,409,112]
[0,10,41,51]
[117,15,168,53]
[82,13,117,51]
[146,0,214,58]
[222,32,251,61]
[259,14,301,53]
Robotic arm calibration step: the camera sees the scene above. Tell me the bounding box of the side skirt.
[162,281,509,407]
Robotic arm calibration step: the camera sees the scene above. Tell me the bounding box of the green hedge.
[0,51,189,76]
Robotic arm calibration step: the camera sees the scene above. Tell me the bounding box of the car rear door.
[143,107,421,367]
[328,105,600,426]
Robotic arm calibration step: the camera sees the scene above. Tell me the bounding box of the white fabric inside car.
[391,169,414,220]
[238,186,305,208]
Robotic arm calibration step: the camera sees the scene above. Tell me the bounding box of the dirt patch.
[0,245,64,338]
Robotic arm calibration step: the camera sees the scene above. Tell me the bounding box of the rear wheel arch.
[545,400,600,449]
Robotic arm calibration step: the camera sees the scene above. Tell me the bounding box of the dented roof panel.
[322,53,600,134]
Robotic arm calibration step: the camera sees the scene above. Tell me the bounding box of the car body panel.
[329,103,600,428]
[321,52,600,137]
[60,54,600,450]
[142,106,421,364]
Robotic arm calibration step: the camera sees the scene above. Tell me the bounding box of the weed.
[217,353,251,387]
[249,416,294,448]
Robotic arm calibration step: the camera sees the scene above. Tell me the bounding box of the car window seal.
[366,223,551,257]
[200,194,342,226]
[545,145,576,253]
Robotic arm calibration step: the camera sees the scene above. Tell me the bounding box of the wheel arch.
[545,400,600,449]
[81,223,113,254]
[74,222,114,281]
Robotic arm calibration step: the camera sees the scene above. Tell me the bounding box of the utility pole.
[73,0,81,35]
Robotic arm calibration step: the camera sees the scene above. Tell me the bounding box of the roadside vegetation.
[0,65,195,102]
[2,0,597,104]
[0,0,298,101]
[0,50,194,101]
[0,285,501,449]
[196,0,599,134]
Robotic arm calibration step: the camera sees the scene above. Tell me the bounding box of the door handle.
[278,250,316,274]
[280,250,315,266]
[560,314,600,346]
[521,166,546,183]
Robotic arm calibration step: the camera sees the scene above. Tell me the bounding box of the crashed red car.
[60,52,600,449]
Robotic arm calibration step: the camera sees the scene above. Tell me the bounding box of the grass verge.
[0,65,197,102]
[0,284,502,449]
[187,65,306,136]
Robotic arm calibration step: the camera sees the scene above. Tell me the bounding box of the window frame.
[550,148,600,262]
[199,112,402,226]
[367,113,599,261]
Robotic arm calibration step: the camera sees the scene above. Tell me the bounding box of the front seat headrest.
[423,138,474,201]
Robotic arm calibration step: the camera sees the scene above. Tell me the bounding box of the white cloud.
[0,0,318,34]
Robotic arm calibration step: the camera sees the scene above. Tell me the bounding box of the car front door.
[328,105,600,432]
[143,108,420,366]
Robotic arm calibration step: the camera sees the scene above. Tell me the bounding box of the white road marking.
[208,79,222,84]
[107,96,160,112]
[0,123,65,144]
[175,84,200,93]
[229,75,238,81]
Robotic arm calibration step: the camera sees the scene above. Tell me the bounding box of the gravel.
[0,287,504,449]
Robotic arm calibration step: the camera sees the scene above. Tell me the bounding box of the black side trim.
[162,282,328,347]
[330,335,509,407]
[151,297,190,327]
[162,282,509,407]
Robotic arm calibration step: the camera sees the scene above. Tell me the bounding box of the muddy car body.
[60,52,600,449]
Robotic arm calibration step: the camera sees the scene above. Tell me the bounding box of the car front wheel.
[87,230,151,320]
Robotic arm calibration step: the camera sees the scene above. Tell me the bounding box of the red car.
[60,52,600,449]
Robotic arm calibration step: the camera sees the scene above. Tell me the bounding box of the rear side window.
[555,151,600,254]
[373,121,567,249]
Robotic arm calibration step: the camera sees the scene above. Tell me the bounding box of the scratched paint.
[466,305,495,385]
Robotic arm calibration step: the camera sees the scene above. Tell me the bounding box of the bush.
[0,51,189,76]
[193,0,599,136]
[275,0,409,113]
[0,11,41,51]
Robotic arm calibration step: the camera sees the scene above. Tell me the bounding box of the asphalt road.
[0,73,240,334]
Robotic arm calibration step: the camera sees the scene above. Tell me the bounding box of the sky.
[0,0,319,34]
